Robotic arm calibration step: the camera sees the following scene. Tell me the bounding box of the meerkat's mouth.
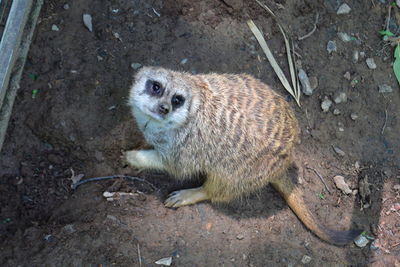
[144,107,165,122]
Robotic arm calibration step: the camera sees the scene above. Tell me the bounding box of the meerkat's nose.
[158,103,169,115]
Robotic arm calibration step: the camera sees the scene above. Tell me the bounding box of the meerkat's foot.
[124,149,165,170]
[164,186,209,208]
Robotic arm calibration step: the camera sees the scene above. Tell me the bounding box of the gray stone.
[327,40,337,54]
[378,84,393,93]
[337,3,351,14]
[366,58,377,69]
[83,14,93,32]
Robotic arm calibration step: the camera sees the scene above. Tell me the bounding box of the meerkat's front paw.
[124,150,140,167]
[164,187,209,208]
[123,149,165,170]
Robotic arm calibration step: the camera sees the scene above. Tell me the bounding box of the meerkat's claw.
[164,187,209,208]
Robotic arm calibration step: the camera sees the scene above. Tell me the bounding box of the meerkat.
[125,66,361,245]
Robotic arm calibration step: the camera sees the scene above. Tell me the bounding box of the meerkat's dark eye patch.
[145,80,164,96]
[171,94,185,109]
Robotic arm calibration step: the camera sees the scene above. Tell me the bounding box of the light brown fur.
[126,67,361,245]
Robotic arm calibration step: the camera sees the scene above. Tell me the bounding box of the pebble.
[337,3,351,14]
[62,224,76,234]
[155,257,172,266]
[63,3,70,10]
[333,146,345,156]
[366,58,377,69]
[334,92,347,104]
[378,84,393,93]
[360,51,366,58]
[236,234,244,240]
[354,235,369,248]
[298,69,313,96]
[131,63,142,70]
[83,14,93,32]
[352,50,359,63]
[51,24,60,31]
[321,97,332,112]
[180,58,188,65]
[333,108,341,115]
[350,113,358,120]
[333,175,353,194]
[338,32,351,42]
[301,255,312,264]
[343,71,351,80]
[327,40,337,54]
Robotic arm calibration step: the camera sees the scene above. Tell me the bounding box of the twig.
[72,175,157,190]
[306,167,331,193]
[381,107,388,135]
[137,243,142,267]
[386,5,392,32]
[298,13,319,41]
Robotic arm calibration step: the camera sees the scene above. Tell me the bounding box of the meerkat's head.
[129,67,197,128]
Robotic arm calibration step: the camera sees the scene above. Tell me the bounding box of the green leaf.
[31,89,39,98]
[317,193,325,200]
[379,30,395,37]
[393,45,400,85]
[391,2,397,7]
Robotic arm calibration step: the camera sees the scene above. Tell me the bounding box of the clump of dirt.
[0,0,399,266]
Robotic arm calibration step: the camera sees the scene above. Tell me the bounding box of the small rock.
[394,184,400,190]
[44,234,54,242]
[366,58,377,69]
[354,235,369,248]
[180,58,188,65]
[155,257,172,266]
[309,76,318,90]
[334,92,347,104]
[333,109,341,115]
[63,3,70,10]
[378,84,393,93]
[301,255,312,264]
[321,97,332,112]
[298,69,313,96]
[327,40,337,54]
[343,71,351,80]
[333,175,353,194]
[354,161,360,169]
[131,63,142,70]
[338,32,351,42]
[62,224,76,234]
[236,234,244,240]
[350,113,358,120]
[352,50,359,63]
[333,146,345,156]
[51,25,60,31]
[83,14,93,32]
[106,214,120,224]
[352,189,358,196]
[337,3,351,14]
[359,51,366,58]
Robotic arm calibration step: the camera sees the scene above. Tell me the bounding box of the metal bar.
[0,0,33,111]
[0,0,42,151]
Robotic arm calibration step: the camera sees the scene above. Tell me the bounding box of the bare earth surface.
[0,0,399,266]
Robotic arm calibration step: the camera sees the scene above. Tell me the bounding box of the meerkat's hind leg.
[164,186,210,208]
[125,149,165,170]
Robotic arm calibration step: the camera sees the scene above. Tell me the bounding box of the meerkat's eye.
[151,81,162,94]
[171,94,185,109]
[145,80,164,96]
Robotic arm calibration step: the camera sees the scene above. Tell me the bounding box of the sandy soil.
[0,0,399,266]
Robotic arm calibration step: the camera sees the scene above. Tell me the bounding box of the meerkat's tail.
[270,176,362,246]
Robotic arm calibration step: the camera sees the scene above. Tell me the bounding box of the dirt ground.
[0,0,399,266]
